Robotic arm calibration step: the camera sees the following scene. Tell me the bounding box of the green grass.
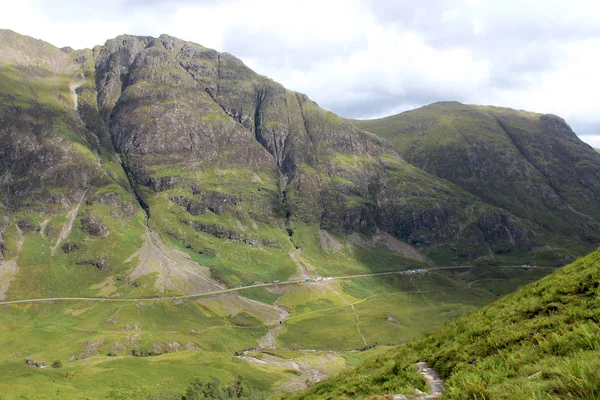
[0,263,549,398]
[5,191,147,300]
[295,248,600,399]
[0,351,279,400]
[276,268,549,351]
[0,300,278,399]
[238,287,280,304]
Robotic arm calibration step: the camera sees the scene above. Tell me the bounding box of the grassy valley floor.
[0,266,550,399]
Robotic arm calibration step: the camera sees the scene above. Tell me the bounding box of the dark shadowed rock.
[61,242,81,253]
[80,216,108,237]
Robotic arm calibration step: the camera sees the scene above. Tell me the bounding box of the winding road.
[0,265,554,306]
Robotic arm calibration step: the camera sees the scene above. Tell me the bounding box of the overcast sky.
[2,0,599,147]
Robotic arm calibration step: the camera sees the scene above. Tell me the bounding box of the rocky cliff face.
[0,31,596,298]
[95,35,549,260]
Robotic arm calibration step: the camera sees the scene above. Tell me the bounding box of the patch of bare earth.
[239,352,344,392]
[69,73,85,110]
[128,228,223,294]
[258,323,286,349]
[319,230,344,252]
[372,229,429,262]
[51,192,86,255]
[0,225,23,300]
[289,248,316,280]
[39,218,50,238]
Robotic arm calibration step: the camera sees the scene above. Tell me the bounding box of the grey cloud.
[362,0,599,95]
[568,121,600,137]
[221,30,367,70]
[322,81,470,119]
[365,0,600,46]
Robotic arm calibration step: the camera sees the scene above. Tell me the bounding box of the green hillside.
[295,247,600,399]
[352,102,600,265]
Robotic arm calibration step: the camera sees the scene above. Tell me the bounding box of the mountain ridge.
[1,29,599,300]
[352,101,600,262]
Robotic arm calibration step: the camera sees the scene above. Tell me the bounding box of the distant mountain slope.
[97,35,550,271]
[353,102,600,264]
[1,30,599,301]
[295,247,600,399]
[0,29,148,299]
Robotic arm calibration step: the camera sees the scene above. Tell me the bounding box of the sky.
[1,0,599,147]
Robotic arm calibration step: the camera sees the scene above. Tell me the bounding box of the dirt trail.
[415,361,444,399]
[326,282,367,347]
[0,225,24,300]
[51,192,86,255]
[129,228,224,294]
[350,302,367,347]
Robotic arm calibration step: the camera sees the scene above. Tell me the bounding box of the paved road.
[0,264,554,306]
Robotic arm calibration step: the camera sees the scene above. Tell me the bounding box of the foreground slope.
[354,102,600,265]
[296,247,600,399]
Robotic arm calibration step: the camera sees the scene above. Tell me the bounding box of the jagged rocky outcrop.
[92,34,544,261]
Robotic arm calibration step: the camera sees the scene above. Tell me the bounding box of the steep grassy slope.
[295,248,600,399]
[353,102,600,265]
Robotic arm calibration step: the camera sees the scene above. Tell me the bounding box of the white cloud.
[0,0,129,48]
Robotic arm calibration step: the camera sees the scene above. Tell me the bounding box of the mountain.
[1,32,599,303]
[353,102,600,264]
[1,29,599,399]
[294,247,600,399]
